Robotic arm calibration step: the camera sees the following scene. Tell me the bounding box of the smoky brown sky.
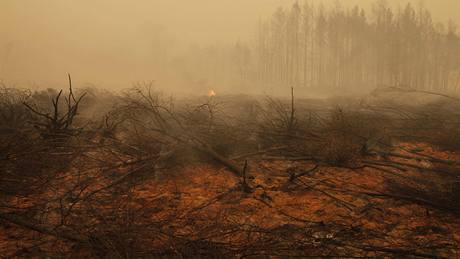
[0,0,459,89]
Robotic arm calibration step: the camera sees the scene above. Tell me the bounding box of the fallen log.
[192,142,244,177]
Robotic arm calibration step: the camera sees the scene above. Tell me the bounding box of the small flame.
[207,90,216,97]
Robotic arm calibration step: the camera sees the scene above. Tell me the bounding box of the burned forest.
[1,0,460,258]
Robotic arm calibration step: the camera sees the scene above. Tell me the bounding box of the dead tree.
[262,87,298,135]
[23,74,86,137]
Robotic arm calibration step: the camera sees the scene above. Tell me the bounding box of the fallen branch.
[359,191,455,213]
[230,145,288,160]
[386,151,458,166]
[289,164,319,181]
[0,213,88,244]
[375,86,460,102]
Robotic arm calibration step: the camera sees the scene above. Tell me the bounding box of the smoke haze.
[1,0,459,92]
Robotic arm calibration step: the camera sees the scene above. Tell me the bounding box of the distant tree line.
[249,0,460,92]
[174,0,460,93]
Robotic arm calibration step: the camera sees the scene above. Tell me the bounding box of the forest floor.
[1,141,460,258]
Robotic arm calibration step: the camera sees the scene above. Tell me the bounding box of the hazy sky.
[1,0,459,88]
